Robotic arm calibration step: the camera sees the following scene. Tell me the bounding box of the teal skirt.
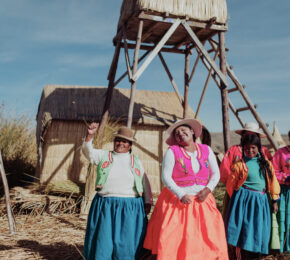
[225,187,271,254]
[83,194,147,260]
[278,185,290,253]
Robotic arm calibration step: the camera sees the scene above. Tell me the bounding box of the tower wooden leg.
[219,32,230,151]
[183,46,190,118]
[127,20,144,128]
[97,39,122,147]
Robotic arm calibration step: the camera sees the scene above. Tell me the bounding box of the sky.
[0,0,289,135]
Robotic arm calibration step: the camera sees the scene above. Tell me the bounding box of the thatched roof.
[119,0,228,26]
[36,85,195,143]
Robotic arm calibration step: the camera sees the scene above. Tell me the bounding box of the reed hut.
[36,85,196,196]
[118,0,228,27]
[116,0,228,45]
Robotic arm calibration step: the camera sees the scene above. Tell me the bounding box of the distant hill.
[211,131,289,154]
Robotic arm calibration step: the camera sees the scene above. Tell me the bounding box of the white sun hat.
[235,122,266,138]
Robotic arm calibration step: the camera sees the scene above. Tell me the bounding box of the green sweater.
[243,156,266,192]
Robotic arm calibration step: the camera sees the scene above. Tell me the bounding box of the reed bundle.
[0,186,82,217]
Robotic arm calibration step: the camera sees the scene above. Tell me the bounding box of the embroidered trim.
[131,154,134,168]
[134,168,141,176]
[101,161,110,169]
[180,147,191,160]
[108,152,113,163]
[175,180,196,185]
[194,143,201,160]
[96,184,103,189]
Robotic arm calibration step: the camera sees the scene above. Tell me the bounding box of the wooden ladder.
[202,39,278,150]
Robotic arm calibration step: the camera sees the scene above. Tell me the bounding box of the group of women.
[81,119,289,260]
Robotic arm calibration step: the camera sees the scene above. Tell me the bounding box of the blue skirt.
[225,187,271,254]
[278,185,290,252]
[83,194,147,260]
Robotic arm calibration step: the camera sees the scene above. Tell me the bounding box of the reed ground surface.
[0,214,85,260]
[0,185,289,260]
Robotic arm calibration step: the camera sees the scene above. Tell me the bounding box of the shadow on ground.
[17,239,84,260]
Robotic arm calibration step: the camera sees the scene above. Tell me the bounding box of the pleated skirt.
[278,185,290,252]
[143,187,228,260]
[83,194,147,260]
[225,187,271,254]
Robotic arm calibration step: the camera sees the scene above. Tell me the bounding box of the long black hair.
[241,134,273,180]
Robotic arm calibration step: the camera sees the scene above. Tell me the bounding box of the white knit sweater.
[82,140,152,204]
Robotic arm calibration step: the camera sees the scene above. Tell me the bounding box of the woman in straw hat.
[225,133,280,259]
[272,130,290,253]
[219,122,273,258]
[143,118,228,260]
[82,122,152,260]
[220,122,272,186]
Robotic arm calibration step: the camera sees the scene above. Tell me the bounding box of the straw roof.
[119,0,228,24]
[272,122,287,148]
[36,85,195,144]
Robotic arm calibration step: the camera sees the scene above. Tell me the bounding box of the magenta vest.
[170,144,210,187]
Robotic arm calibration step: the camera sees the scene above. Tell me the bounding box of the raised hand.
[85,122,99,142]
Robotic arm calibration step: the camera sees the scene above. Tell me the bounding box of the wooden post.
[219,32,230,151]
[97,39,122,147]
[182,21,228,87]
[188,52,201,83]
[127,20,144,128]
[195,51,219,118]
[114,50,150,88]
[158,52,184,105]
[183,46,190,118]
[0,151,16,234]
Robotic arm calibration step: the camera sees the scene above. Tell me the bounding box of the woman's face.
[244,144,259,158]
[114,138,131,153]
[174,125,194,145]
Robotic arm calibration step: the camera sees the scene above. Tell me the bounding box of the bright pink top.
[219,145,272,185]
[272,145,290,185]
[170,144,210,187]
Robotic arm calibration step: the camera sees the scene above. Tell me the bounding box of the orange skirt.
[143,188,228,260]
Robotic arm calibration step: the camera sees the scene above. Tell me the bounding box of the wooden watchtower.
[97,0,279,152]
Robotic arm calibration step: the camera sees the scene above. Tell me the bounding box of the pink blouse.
[272,145,290,185]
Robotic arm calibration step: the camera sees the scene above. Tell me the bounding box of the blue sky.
[0,0,289,134]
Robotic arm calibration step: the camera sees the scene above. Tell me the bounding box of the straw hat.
[165,118,202,146]
[113,126,136,142]
[235,122,266,138]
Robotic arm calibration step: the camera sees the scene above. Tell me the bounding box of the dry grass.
[0,214,86,260]
[0,105,37,189]
[91,118,122,149]
[212,182,226,212]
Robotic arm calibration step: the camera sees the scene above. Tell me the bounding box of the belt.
[243,185,266,195]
